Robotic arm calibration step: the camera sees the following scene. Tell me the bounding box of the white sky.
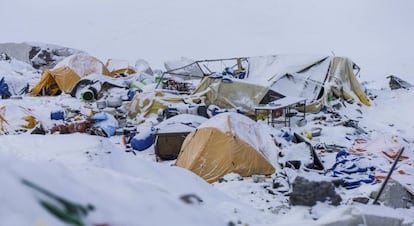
[1,0,413,81]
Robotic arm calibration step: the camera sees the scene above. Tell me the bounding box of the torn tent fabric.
[326,150,376,189]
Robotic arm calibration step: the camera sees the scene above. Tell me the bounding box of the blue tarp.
[92,112,119,137]
[0,77,11,98]
[326,150,376,189]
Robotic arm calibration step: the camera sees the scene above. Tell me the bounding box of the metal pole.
[373,147,405,205]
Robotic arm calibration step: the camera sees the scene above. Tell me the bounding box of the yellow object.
[303,129,313,140]
[192,77,270,117]
[105,59,136,76]
[30,67,80,96]
[176,113,275,183]
[110,68,136,77]
[0,106,9,134]
[30,54,111,96]
[21,115,38,129]
[127,91,204,119]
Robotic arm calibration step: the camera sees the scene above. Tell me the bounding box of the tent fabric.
[55,54,111,77]
[191,77,272,116]
[176,112,277,183]
[189,55,370,114]
[30,54,113,96]
[0,77,12,98]
[247,55,371,112]
[30,67,80,96]
[110,68,136,77]
[127,91,204,120]
[105,59,136,76]
[246,55,329,85]
[329,57,371,106]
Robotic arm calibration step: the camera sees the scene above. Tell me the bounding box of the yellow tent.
[127,91,205,121]
[176,112,277,183]
[55,54,111,77]
[30,67,80,96]
[30,54,112,96]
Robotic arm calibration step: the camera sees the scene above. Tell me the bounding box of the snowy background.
[1,0,414,226]
[1,0,413,83]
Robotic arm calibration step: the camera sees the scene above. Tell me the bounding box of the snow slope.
[0,134,275,226]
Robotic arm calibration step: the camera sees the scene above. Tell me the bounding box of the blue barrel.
[130,127,155,151]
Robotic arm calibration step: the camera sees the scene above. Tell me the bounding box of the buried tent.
[176,112,278,183]
[185,55,370,114]
[30,54,111,96]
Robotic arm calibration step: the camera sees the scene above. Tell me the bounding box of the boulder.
[0,42,84,70]
[289,176,342,206]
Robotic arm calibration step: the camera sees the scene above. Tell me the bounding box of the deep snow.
[1,0,414,225]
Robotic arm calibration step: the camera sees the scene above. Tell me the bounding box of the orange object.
[382,148,409,160]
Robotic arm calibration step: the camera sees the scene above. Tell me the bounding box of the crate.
[154,132,190,160]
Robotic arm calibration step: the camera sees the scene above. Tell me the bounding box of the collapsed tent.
[30,54,111,96]
[127,90,205,122]
[189,55,370,114]
[192,76,283,116]
[69,73,130,101]
[176,112,278,183]
[105,59,136,77]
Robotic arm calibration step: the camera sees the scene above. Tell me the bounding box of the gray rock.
[0,42,84,70]
[387,75,413,90]
[289,176,342,206]
[371,179,414,209]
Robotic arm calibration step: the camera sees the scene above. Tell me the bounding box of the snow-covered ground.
[1,1,414,226]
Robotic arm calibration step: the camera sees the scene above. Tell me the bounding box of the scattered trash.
[252,175,266,183]
[125,126,155,151]
[0,77,11,99]
[180,194,203,205]
[310,127,322,137]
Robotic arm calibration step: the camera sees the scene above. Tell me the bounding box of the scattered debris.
[179,194,203,205]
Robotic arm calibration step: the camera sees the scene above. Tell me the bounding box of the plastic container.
[81,89,95,101]
[130,127,155,151]
[96,101,107,110]
[50,110,65,120]
[311,127,322,137]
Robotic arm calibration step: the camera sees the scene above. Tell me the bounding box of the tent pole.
[373,147,405,205]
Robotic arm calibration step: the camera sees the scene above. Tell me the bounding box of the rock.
[289,176,342,206]
[0,42,84,70]
[320,206,410,226]
[179,194,203,205]
[370,179,414,208]
[387,75,413,90]
[352,197,370,204]
[0,52,11,62]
